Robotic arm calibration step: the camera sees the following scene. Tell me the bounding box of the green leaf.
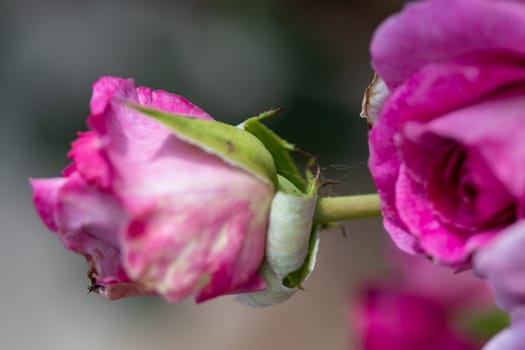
[241,110,307,193]
[130,104,277,187]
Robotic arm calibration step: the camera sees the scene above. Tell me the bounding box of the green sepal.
[236,261,297,307]
[240,109,306,193]
[237,170,320,307]
[130,104,277,187]
[275,174,303,196]
[236,228,320,307]
[265,176,317,276]
[282,224,320,289]
[280,173,319,288]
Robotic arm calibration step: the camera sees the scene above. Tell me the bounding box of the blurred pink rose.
[30,76,274,303]
[351,244,492,350]
[354,287,480,350]
[366,0,525,265]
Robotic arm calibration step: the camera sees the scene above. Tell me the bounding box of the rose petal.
[475,220,525,311]
[393,57,525,183]
[30,177,67,231]
[123,186,271,302]
[54,173,134,291]
[88,76,212,166]
[371,0,525,88]
[368,106,420,254]
[418,85,525,199]
[396,165,497,264]
[65,131,111,188]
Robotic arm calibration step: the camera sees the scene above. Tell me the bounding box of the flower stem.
[314,194,381,224]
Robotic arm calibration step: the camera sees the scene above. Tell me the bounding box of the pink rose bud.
[31,76,319,304]
[366,0,525,265]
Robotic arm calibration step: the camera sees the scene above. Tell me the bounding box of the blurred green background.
[0,1,406,349]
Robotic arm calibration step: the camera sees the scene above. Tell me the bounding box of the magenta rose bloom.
[30,76,275,303]
[367,0,525,265]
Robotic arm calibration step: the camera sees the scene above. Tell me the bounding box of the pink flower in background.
[354,287,479,350]
[351,245,493,350]
[366,0,525,265]
[31,76,274,303]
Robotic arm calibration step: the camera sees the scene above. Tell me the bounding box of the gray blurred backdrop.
[0,1,404,349]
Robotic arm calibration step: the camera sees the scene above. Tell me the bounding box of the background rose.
[368,0,525,265]
[31,76,275,303]
[350,242,493,350]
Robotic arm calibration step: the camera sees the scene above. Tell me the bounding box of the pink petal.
[475,220,525,312]
[53,172,141,295]
[56,172,124,249]
[64,131,111,188]
[414,85,525,199]
[30,177,67,231]
[396,166,497,264]
[395,58,525,183]
[88,76,211,143]
[368,94,420,254]
[371,0,525,88]
[122,176,272,303]
[87,76,214,193]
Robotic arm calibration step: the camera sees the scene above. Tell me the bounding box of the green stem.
[315,194,381,224]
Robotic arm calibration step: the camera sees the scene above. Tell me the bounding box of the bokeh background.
[0,1,406,349]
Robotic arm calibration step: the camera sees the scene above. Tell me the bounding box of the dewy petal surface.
[371,0,525,88]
